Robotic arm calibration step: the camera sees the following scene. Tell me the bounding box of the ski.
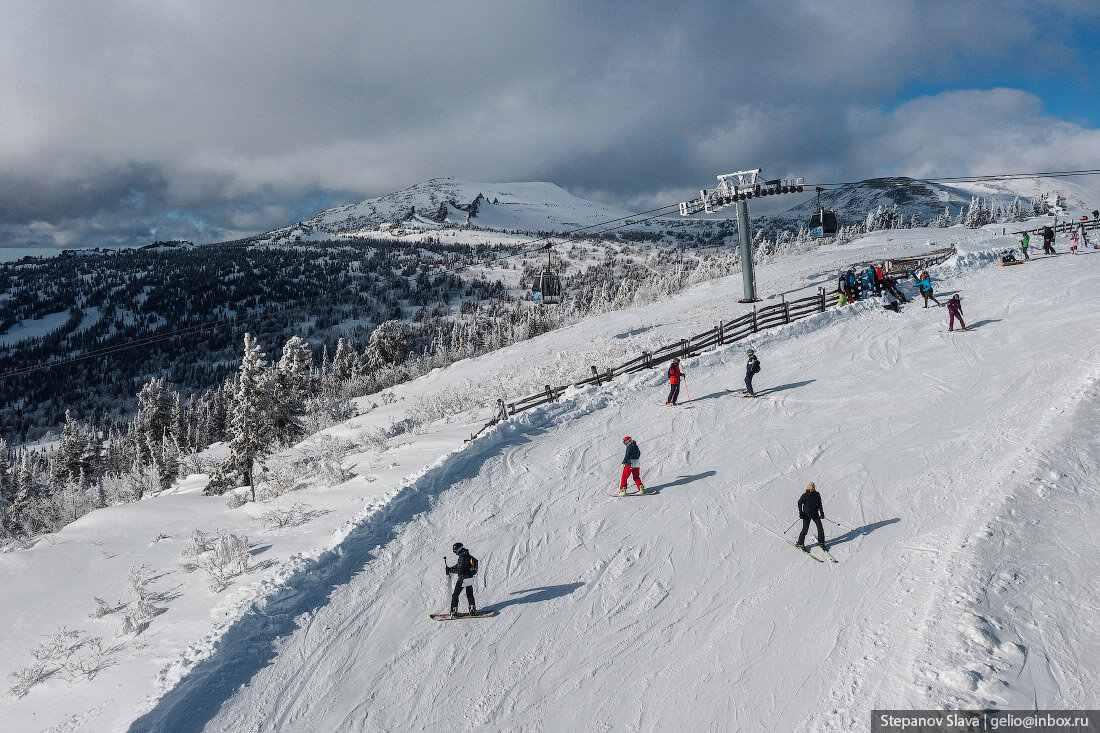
[789,541,824,562]
[817,547,839,563]
[610,491,656,497]
[430,610,499,621]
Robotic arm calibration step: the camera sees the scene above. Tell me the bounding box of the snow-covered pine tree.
[135,377,179,457]
[366,320,413,368]
[270,335,313,446]
[217,333,275,500]
[54,412,92,484]
[330,337,360,383]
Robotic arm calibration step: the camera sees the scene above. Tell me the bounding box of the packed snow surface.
[3,222,1100,732]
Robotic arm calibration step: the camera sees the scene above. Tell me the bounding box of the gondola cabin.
[809,208,838,238]
[532,272,563,304]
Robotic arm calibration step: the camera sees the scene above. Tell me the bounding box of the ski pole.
[782,519,799,534]
[823,517,850,529]
[445,557,452,612]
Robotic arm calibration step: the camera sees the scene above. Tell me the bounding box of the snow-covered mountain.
[4,219,1100,731]
[775,175,1100,229]
[263,178,640,243]
[263,174,1100,248]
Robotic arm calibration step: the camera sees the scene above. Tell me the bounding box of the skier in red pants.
[947,294,966,331]
[619,436,645,494]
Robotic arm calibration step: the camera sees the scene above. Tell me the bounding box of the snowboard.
[430,610,499,621]
[999,260,1025,267]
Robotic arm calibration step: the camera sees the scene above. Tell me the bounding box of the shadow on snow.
[826,518,901,548]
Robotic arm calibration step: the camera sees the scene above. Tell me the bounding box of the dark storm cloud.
[2,0,1099,247]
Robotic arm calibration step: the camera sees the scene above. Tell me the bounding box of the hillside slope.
[133,238,1100,731]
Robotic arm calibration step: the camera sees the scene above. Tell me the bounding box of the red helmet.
[623,436,631,444]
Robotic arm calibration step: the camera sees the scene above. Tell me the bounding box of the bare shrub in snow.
[181,531,251,592]
[225,490,249,509]
[8,627,114,697]
[301,387,356,434]
[256,456,308,500]
[179,529,213,565]
[304,434,349,485]
[8,661,50,698]
[256,502,314,531]
[180,451,218,476]
[89,597,112,619]
[119,563,165,635]
[357,426,389,453]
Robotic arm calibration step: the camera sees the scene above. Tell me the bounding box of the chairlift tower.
[679,169,804,302]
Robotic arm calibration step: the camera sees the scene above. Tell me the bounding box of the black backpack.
[752,359,761,374]
[467,555,479,576]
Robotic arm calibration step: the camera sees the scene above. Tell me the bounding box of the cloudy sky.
[2,0,1100,248]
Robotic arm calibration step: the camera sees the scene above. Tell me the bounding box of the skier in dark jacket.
[447,542,479,616]
[796,483,827,550]
[666,358,683,406]
[947,294,966,331]
[1042,225,1056,255]
[744,349,761,396]
[882,273,908,303]
[619,436,644,494]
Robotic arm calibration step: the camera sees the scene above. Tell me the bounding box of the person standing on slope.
[1042,225,1056,255]
[666,357,684,406]
[744,349,761,396]
[619,436,644,495]
[1020,232,1030,261]
[947,294,966,331]
[1070,229,1080,255]
[796,483,827,551]
[913,270,941,308]
[446,542,479,616]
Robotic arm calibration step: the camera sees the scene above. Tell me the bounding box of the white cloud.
[0,0,1098,245]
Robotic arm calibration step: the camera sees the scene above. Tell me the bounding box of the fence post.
[545,385,553,403]
[606,367,613,383]
[592,365,601,386]
[819,286,825,312]
[644,350,651,369]
[752,305,758,332]
[784,299,790,324]
[717,321,724,345]
[508,402,516,416]
[680,338,688,357]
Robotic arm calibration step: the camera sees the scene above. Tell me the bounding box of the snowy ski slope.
[4,223,1100,732]
[141,230,1100,731]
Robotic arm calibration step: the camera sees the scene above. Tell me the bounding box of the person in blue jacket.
[912,269,941,308]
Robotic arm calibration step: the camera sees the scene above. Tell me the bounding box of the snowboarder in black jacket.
[447,542,479,616]
[796,483,827,550]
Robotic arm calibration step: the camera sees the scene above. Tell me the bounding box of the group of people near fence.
[837,263,911,311]
[1031,221,1098,258]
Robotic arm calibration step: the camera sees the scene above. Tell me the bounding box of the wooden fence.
[467,245,958,441]
[1017,217,1100,238]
